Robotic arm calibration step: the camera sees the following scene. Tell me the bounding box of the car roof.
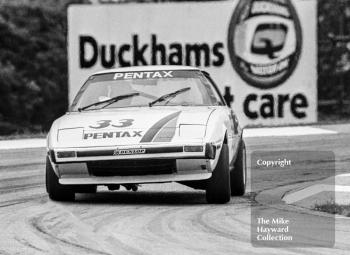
[93,65,200,75]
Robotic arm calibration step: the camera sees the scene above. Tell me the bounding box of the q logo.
[228,0,302,89]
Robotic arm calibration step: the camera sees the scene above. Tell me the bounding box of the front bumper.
[58,171,212,185]
[48,143,220,185]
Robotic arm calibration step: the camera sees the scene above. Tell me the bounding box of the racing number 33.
[89,119,134,129]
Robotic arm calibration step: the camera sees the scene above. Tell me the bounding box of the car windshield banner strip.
[90,70,202,82]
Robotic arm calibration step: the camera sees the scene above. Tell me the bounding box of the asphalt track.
[0,124,350,254]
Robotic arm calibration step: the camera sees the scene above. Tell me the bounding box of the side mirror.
[223,86,234,107]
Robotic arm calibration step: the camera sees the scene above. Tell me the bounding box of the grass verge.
[314,201,350,217]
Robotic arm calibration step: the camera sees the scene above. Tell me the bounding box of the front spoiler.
[59,171,212,185]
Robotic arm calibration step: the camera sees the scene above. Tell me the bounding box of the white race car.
[46,65,246,204]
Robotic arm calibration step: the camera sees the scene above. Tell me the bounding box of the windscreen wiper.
[149,87,191,107]
[78,93,140,112]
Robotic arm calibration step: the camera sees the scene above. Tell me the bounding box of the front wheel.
[230,139,246,196]
[206,144,231,204]
[46,156,75,201]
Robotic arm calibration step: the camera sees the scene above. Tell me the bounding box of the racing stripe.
[140,111,181,143]
[153,116,179,142]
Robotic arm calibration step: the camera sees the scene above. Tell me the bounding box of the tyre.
[206,144,231,204]
[46,156,75,201]
[230,139,246,196]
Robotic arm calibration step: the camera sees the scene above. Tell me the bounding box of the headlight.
[56,151,77,158]
[179,125,205,139]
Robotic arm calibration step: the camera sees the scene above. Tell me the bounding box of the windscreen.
[70,70,224,111]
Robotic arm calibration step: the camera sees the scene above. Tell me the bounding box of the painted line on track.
[336,173,350,178]
[243,126,337,138]
[283,184,350,204]
[0,139,46,150]
[283,173,350,205]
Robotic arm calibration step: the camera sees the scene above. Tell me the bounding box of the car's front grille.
[87,159,177,177]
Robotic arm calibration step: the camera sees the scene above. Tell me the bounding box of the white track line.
[283,185,350,204]
[284,172,350,204]
[0,139,46,150]
[244,126,337,138]
[336,173,350,178]
[283,184,333,204]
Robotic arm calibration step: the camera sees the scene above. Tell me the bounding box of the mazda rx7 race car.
[46,65,246,204]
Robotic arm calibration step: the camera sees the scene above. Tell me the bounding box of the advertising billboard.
[68,0,317,126]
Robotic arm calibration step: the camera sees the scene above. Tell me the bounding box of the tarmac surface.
[0,125,349,254]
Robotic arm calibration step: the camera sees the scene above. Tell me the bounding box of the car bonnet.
[54,107,216,148]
